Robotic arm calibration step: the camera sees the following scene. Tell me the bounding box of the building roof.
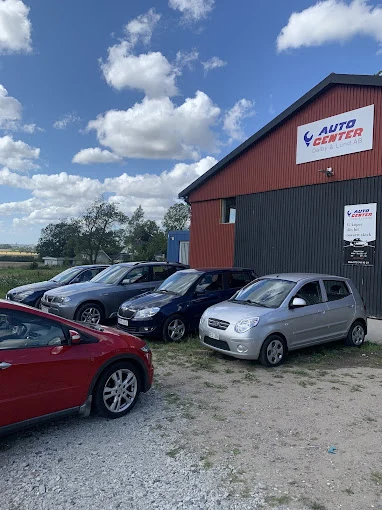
[179,73,382,200]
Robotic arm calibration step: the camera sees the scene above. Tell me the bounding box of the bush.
[29,261,39,270]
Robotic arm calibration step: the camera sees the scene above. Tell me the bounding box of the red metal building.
[179,74,382,317]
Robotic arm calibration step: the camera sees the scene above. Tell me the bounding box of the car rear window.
[324,280,351,301]
[227,271,253,289]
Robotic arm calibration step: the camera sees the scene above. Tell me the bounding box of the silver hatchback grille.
[208,318,230,330]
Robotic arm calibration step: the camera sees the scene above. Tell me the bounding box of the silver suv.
[199,273,367,367]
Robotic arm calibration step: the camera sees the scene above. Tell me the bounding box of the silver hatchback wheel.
[80,306,101,324]
[167,318,186,341]
[352,324,365,346]
[103,369,138,414]
[266,339,284,365]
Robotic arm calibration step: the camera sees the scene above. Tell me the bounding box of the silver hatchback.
[199,274,367,367]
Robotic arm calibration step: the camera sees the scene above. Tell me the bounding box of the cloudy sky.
[1,0,382,244]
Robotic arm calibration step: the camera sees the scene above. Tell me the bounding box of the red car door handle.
[0,362,12,370]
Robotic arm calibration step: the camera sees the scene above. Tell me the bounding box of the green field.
[0,267,64,298]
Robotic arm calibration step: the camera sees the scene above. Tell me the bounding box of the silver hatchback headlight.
[234,317,260,334]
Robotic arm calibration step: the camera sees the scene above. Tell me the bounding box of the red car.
[0,300,154,435]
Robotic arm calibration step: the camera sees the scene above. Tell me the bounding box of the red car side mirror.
[69,330,81,345]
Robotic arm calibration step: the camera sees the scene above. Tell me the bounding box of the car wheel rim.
[168,319,185,341]
[81,307,101,324]
[266,339,284,364]
[352,325,365,345]
[103,369,137,414]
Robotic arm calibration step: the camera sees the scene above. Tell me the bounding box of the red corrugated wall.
[189,200,235,267]
[188,85,382,267]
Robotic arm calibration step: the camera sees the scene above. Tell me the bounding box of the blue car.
[116,268,256,342]
[6,265,109,308]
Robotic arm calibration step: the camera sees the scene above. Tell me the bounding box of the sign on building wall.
[296,105,374,164]
[343,203,377,266]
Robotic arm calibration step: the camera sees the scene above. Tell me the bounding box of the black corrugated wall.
[234,176,382,318]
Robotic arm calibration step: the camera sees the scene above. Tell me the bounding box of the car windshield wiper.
[159,289,178,295]
[232,298,268,307]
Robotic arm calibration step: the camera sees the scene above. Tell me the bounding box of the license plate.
[208,330,219,340]
[41,306,49,313]
[118,318,129,326]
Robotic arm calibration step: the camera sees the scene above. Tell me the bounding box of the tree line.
[36,199,190,263]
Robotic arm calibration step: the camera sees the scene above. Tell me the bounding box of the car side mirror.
[195,288,206,296]
[121,279,130,285]
[290,297,307,308]
[71,277,80,284]
[69,330,81,345]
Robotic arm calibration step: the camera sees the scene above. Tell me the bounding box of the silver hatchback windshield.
[233,278,296,308]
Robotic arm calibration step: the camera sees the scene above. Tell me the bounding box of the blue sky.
[1,0,382,244]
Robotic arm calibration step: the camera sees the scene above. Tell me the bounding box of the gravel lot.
[1,339,382,510]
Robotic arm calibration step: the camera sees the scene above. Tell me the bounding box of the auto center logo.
[346,208,373,218]
[303,117,363,147]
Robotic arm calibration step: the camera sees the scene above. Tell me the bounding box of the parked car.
[0,300,153,435]
[199,273,367,367]
[351,238,368,247]
[6,265,109,308]
[117,268,256,342]
[40,262,188,324]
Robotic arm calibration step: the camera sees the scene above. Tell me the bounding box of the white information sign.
[343,203,377,266]
[296,105,374,164]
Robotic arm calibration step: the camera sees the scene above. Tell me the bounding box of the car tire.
[163,314,187,342]
[345,320,366,347]
[93,361,141,419]
[75,302,104,324]
[259,334,287,367]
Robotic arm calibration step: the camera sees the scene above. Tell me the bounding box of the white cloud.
[223,99,255,142]
[124,8,161,47]
[72,147,123,165]
[53,113,81,130]
[0,157,217,227]
[0,84,21,128]
[201,56,227,74]
[100,9,178,98]
[101,47,178,97]
[175,49,199,70]
[0,135,40,171]
[0,0,32,54]
[169,0,215,21]
[86,91,221,160]
[277,0,382,52]
[0,84,42,133]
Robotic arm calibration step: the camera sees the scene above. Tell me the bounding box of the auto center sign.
[296,105,374,164]
[343,203,377,266]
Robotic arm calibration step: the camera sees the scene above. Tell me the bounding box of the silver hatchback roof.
[262,273,350,283]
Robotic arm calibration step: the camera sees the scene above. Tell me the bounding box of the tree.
[78,199,127,263]
[163,202,190,233]
[125,207,166,260]
[36,221,78,259]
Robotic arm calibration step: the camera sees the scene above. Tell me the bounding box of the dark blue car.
[6,265,109,308]
[116,268,256,341]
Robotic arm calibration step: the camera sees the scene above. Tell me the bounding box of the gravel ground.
[1,339,382,510]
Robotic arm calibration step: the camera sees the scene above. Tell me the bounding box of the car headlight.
[53,296,71,304]
[14,290,34,301]
[199,312,208,326]
[133,307,160,319]
[234,317,260,333]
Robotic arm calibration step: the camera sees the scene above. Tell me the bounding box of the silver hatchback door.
[286,280,329,349]
[322,279,356,339]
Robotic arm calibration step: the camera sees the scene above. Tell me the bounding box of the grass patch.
[266,494,291,506]
[371,471,382,484]
[166,445,184,458]
[203,381,227,390]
